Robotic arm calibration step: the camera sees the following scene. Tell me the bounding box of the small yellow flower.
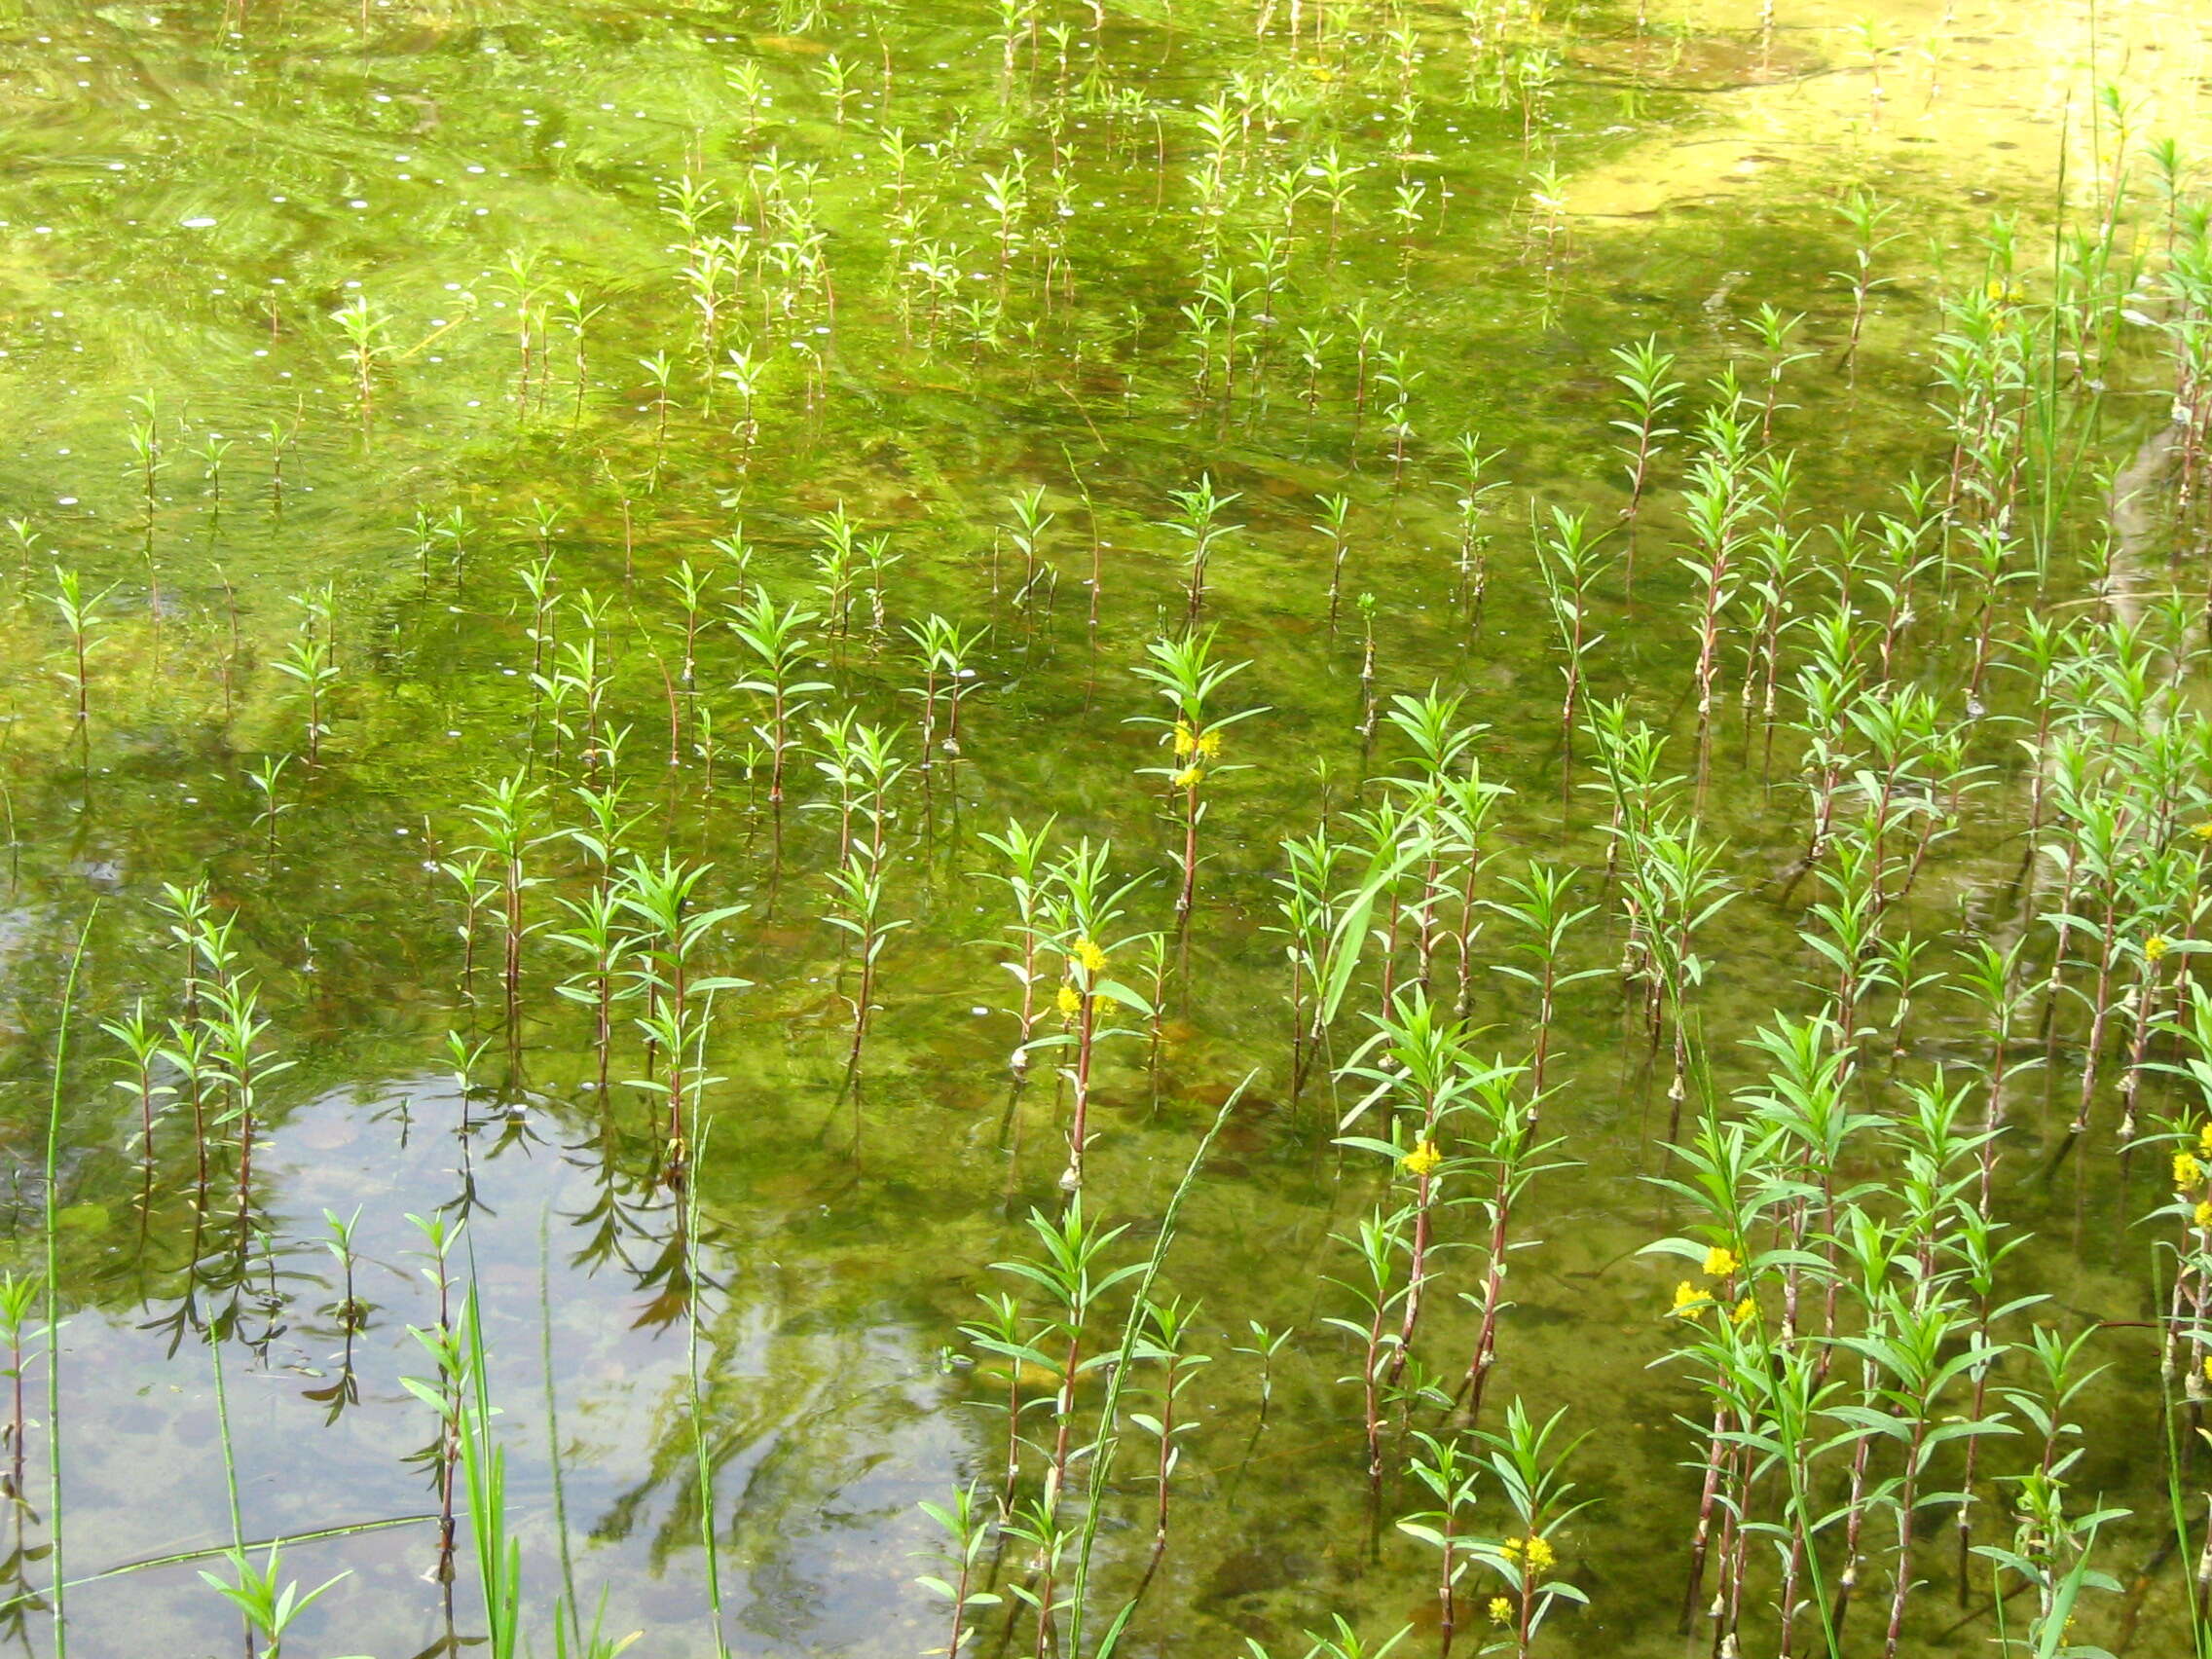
[2204,1353,2212,1384]
[1170,720,1198,759]
[1731,1295,1757,1327]
[2194,1199,2211,1229]
[1196,728,1222,759]
[1055,983,1084,1017]
[1670,1281,1712,1319]
[1499,1533,1556,1574]
[2147,935,2172,964]
[2177,1151,2205,1191]
[1072,938,1109,975]
[1171,764,1203,789]
[2194,821,2212,842]
[2199,1121,2212,1157]
[1400,1140,1443,1178]
[1702,1245,1739,1278]
[1486,1597,1513,1627]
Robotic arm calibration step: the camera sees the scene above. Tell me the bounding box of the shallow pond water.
[0,0,2209,1655]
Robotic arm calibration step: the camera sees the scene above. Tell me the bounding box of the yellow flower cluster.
[1055,983,1084,1017]
[1072,937,1109,975]
[1486,1597,1513,1627]
[1499,1533,1556,1575]
[2177,1151,2204,1192]
[1400,1140,1443,1178]
[1172,764,1204,790]
[1169,721,1223,760]
[1667,1242,1750,1320]
[2147,935,2172,964]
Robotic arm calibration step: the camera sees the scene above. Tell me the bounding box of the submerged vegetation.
[2,0,2212,1654]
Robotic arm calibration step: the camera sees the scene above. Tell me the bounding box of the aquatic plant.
[7,12,2212,1659]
